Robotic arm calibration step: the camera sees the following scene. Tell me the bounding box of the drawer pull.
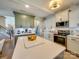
[71,39,79,42]
[71,39,75,40]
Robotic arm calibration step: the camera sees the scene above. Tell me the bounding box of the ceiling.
[0,0,79,17]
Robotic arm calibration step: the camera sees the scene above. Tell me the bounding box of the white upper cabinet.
[56,10,68,22]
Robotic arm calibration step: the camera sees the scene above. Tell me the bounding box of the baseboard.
[67,50,79,57]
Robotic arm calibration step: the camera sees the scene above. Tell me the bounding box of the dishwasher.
[67,35,79,55]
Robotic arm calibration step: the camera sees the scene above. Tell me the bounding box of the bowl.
[28,35,36,41]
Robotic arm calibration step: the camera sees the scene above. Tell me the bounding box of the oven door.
[54,35,66,46]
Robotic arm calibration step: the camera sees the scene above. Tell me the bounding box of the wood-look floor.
[64,52,79,59]
[0,40,14,59]
[0,40,79,59]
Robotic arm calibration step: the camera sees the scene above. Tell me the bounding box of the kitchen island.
[12,36,65,59]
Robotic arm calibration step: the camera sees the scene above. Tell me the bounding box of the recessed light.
[25,5,30,8]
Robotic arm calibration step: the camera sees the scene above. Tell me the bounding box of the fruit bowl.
[28,35,36,41]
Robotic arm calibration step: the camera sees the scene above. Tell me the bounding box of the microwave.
[56,21,69,27]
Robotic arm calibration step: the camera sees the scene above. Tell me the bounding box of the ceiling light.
[25,5,30,8]
[49,0,62,10]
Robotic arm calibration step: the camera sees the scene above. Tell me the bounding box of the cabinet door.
[67,37,79,54]
[44,31,49,39]
[48,32,54,42]
[56,10,68,22]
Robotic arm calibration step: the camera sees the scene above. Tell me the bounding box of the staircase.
[0,25,15,59]
[0,25,10,40]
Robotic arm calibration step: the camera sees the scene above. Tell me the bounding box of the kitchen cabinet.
[67,35,79,55]
[56,10,68,22]
[44,30,54,42]
[48,31,54,42]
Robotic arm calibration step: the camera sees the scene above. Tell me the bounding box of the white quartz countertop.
[67,35,79,38]
[12,36,65,59]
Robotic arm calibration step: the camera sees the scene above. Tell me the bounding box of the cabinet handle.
[71,39,79,42]
[71,39,76,41]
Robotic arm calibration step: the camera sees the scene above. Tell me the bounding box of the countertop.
[67,35,79,38]
[12,36,65,59]
[15,32,35,36]
[54,34,67,38]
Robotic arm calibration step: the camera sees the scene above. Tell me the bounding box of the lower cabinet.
[44,31,54,42]
[67,36,79,55]
[54,51,64,59]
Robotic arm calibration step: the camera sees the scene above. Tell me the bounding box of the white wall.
[0,16,5,27]
[34,17,43,27]
[34,17,45,36]
[44,14,56,30]
[43,14,56,39]
[69,5,79,27]
[0,10,14,17]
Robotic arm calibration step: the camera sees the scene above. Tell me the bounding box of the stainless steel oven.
[54,35,66,46]
[54,30,70,46]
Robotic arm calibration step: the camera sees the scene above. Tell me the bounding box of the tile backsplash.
[70,28,79,35]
